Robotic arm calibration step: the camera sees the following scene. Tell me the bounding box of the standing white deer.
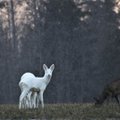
[19,64,55,109]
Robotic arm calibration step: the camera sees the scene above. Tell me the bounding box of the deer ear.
[43,64,48,71]
[50,64,55,71]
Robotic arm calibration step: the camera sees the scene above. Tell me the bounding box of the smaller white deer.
[19,64,55,109]
[28,88,40,108]
[21,88,40,109]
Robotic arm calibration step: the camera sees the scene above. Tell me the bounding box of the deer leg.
[27,91,32,108]
[40,90,44,108]
[115,95,119,104]
[24,96,29,109]
[33,92,37,108]
[36,92,40,108]
[30,92,34,108]
[23,97,26,109]
[19,89,29,109]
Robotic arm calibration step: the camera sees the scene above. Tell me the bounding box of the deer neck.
[43,74,51,85]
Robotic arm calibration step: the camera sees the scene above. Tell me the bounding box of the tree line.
[0,0,120,104]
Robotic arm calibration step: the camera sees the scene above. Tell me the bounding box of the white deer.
[19,64,55,109]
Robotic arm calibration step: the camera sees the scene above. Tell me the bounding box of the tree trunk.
[8,0,16,49]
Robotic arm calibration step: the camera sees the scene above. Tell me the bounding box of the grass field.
[0,103,120,119]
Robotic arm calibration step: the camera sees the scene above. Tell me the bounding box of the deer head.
[93,93,107,106]
[43,64,55,80]
[93,97,103,105]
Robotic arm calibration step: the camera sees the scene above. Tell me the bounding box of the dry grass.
[0,103,120,119]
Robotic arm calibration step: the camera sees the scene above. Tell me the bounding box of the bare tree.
[8,0,16,49]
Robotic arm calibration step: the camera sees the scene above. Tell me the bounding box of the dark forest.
[0,0,120,104]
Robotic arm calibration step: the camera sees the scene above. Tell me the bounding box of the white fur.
[19,64,55,109]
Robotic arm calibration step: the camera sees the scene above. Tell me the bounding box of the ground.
[0,103,120,119]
